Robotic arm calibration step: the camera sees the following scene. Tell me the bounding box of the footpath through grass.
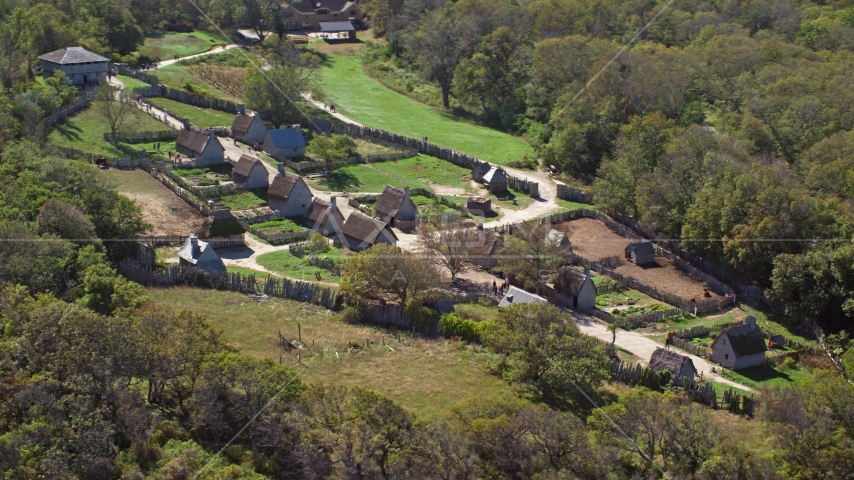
[138,31,228,60]
[316,54,534,166]
[145,287,515,420]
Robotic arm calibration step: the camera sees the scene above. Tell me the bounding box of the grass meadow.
[138,31,228,60]
[150,97,236,127]
[316,54,534,166]
[307,155,473,193]
[255,248,346,282]
[145,287,516,420]
[48,106,167,157]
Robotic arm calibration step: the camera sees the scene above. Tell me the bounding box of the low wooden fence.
[555,182,593,203]
[133,84,238,114]
[150,169,213,216]
[139,97,190,124]
[241,223,309,245]
[104,130,179,144]
[136,234,244,248]
[43,94,90,128]
[670,337,706,357]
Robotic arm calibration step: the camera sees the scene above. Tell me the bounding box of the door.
[83,74,88,84]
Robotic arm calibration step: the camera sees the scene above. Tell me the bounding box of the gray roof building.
[178,235,227,272]
[38,47,109,64]
[498,286,548,308]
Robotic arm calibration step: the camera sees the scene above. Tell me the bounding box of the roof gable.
[375,185,414,219]
[267,127,306,148]
[234,154,264,177]
[177,128,213,153]
[306,197,331,222]
[268,171,306,200]
[231,112,260,133]
[38,47,109,64]
[498,286,547,307]
[626,242,656,255]
[483,166,508,183]
[342,211,394,244]
[555,266,590,297]
[713,322,767,357]
[649,347,695,377]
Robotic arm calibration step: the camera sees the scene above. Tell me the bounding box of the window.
[316,7,328,14]
[350,10,357,15]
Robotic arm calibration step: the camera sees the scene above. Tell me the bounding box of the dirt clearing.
[556,218,722,301]
[103,168,206,236]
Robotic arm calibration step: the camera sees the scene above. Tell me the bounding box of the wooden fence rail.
[43,94,90,128]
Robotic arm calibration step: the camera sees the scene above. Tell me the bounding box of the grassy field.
[255,248,346,282]
[307,157,472,193]
[721,363,812,389]
[150,97,236,127]
[557,198,595,211]
[145,287,516,420]
[118,75,150,90]
[217,188,269,210]
[48,106,167,157]
[138,31,228,60]
[316,54,534,166]
[251,218,306,233]
[226,265,279,277]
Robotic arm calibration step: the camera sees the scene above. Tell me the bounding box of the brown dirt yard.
[556,218,722,301]
[103,168,206,236]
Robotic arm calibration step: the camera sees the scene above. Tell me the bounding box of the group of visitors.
[491,278,509,296]
[168,152,183,162]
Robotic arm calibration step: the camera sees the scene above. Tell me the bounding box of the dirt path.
[149,44,242,69]
[572,312,755,392]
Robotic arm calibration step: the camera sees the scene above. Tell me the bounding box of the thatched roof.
[715,321,767,357]
[375,185,413,219]
[177,128,213,154]
[649,347,695,377]
[233,154,263,177]
[268,171,304,200]
[554,266,588,296]
[342,211,396,244]
[467,230,501,256]
[626,242,656,255]
[231,112,257,134]
[306,198,330,222]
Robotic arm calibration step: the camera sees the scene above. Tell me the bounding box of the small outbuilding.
[471,162,491,183]
[267,164,313,217]
[553,266,596,310]
[709,316,767,370]
[341,211,399,251]
[482,166,508,193]
[468,230,503,269]
[649,347,697,386]
[374,185,418,231]
[264,125,307,159]
[498,286,548,308]
[231,105,268,145]
[38,46,110,87]
[178,235,227,273]
[318,21,357,40]
[232,154,269,189]
[466,196,491,216]
[304,196,345,236]
[176,124,225,162]
[546,229,570,249]
[625,242,656,265]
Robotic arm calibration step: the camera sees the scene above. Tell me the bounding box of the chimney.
[237,103,245,115]
[403,186,410,198]
[583,265,590,278]
[182,119,190,130]
[207,129,216,140]
[745,316,757,331]
[330,196,337,209]
[190,235,199,248]
[292,124,301,131]
[277,162,285,174]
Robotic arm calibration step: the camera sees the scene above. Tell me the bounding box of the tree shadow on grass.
[320,170,361,191]
[733,365,792,385]
[52,122,83,142]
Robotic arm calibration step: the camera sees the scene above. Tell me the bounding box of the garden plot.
[103,168,206,236]
[169,163,233,186]
[556,218,723,302]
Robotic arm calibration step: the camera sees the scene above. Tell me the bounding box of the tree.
[496,220,571,290]
[0,9,34,89]
[306,134,356,171]
[37,198,98,242]
[340,243,442,305]
[244,49,318,129]
[92,84,137,145]
[415,221,480,282]
[238,0,281,43]
[482,302,611,406]
[404,6,477,109]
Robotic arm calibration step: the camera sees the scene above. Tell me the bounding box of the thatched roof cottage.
[232,154,269,190]
[709,316,766,370]
[649,347,697,386]
[267,164,313,217]
[553,266,596,310]
[341,211,398,251]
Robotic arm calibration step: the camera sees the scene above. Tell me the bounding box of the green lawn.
[138,31,228,60]
[117,75,150,90]
[557,198,595,211]
[251,218,306,233]
[150,97,236,127]
[316,54,535,166]
[226,265,279,277]
[721,364,812,389]
[216,188,269,210]
[256,248,347,282]
[307,158,436,193]
[48,106,167,157]
[171,163,233,178]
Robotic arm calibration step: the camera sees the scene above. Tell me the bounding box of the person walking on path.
[665,331,673,349]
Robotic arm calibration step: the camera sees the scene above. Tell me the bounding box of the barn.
[232,154,269,189]
[625,242,656,265]
[38,47,110,87]
[341,211,398,251]
[264,126,307,159]
[709,316,767,370]
[178,235,227,273]
[304,196,345,236]
[553,266,596,310]
[649,347,697,386]
[176,123,225,162]
[498,286,547,308]
[267,165,313,217]
[374,185,418,231]
[231,105,267,145]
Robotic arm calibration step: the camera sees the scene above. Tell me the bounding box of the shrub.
[780,356,797,370]
[438,313,495,343]
[308,232,330,254]
[341,305,363,325]
[842,348,854,376]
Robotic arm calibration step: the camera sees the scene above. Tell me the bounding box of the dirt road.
[572,312,755,392]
